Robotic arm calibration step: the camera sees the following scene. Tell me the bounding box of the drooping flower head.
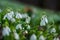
[53,37,59,40]
[40,14,48,26]
[15,12,22,19]
[39,35,45,40]
[30,34,37,40]
[16,24,22,30]
[13,30,19,40]
[25,16,31,24]
[50,27,56,33]
[2,26,11,36]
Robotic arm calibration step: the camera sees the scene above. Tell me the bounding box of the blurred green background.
[0,0,60,25]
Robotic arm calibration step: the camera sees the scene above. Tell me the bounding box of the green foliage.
[0,0,60,40]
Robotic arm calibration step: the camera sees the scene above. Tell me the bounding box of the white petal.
[25,17,31,23]
[53,37,59,40]
[2,26,11,36]
[16,24,22,30]
[3,11,14,20]
[16,12,22,19]
[39,35,45,40]
[22,14,28,18]
[30,34,37,40]
[14,32,19,40]
[11,18,16,22]
[40,15,48,26]
[40,19,46,26]
[50,28,56,33]
[44,17,48,23]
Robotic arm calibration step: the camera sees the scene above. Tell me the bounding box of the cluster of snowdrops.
[0,8,60,40]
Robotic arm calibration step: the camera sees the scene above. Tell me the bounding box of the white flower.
[16,12,22,19]
[3,13,12,20]
[22,13,28,18]
[13,30,19,40]
[10,11,14,16]
[53,37,59,40]
[40,15,48,26]
[7,13,13,20]
[30,34,37,40]
[3,11,14,20]
[2,26,11,36]
[56,38,59,40]
[39,35,45,40]
[27,25,30,30]
[16,24,22,30]
[11,18,16,22]
[50,28,56,33]
[42,15,48,23]
[7,11,14,19]
[40,19,46,26]
[25,16,31,23]
[3,11,15,22]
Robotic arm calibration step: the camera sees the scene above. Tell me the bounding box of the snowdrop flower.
[40,15,48,26]
[27,25,30,30]
[3,13,12,20]
[11,18,16,22]
[53,37,59,40]
[3,11,14,20]
[2,26,11,36]
[22,13,28,18]
[7,11,14,18]
[25,16,31,23]
[16,24,22,30]
[50,28,56,33]
[30,34,37,40]
[16,12,22,19]
[13,30,19,40]
[44,16,48,24]
[39,35,45,40]
[40,19,46,26]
